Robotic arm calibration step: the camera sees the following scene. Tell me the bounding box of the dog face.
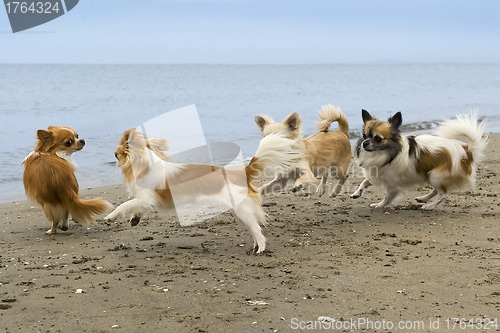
[358,109,403,153]
[114,128,135,168]
[35,126,85,155]
[255,112,302,139]
[113,128,170,184]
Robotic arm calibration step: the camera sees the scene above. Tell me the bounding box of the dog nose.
[362,140,370,149]
[79,139,86,146]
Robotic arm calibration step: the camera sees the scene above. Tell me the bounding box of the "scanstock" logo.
[3,0,79,33]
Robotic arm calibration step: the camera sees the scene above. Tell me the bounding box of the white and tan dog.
[351,110,488,209]
[255,105,351,196]
[105,128,301,253]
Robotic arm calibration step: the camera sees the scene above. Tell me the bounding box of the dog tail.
[64,194,113,227]
[436,111,488,164]
[317,104,350,137]
[245,133,301,186]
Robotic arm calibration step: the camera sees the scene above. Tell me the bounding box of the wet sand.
[1,134,499,333]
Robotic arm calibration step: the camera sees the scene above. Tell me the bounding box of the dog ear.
[36,129,54,152]
[37,129,53,142]
[283,112,301,132]
[388,112,403,129]
[120,128,137,146]
[361,109,374,124]
[254,115,271,132]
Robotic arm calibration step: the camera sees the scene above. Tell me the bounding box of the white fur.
[56,150,78,171]
[253,133,303,179]
[352,112,487,209]
[22,150,78,171]
[435,111,488,164]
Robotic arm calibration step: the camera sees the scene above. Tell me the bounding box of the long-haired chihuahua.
[105,128,301,253]
[23,126,112,235]
[351,110,487,209]
[255,105,351,196]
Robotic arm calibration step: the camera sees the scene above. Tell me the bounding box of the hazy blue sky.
[1,0,499,63]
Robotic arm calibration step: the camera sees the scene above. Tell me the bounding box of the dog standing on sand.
[255,105,352,196]
[22,126,112,235]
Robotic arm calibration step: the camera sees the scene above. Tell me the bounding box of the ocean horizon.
[1,63,499,203]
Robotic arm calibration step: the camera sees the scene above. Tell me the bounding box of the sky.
[1,0,500,64]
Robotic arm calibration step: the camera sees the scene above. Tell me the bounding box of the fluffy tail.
[436,111,488,164]
[64,195,112,226]
[246,133,301,186]
[317,104,350,137]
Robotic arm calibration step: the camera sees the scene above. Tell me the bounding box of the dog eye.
[373,135,382,143]
[65,140,74,147]
[362,133,367,139]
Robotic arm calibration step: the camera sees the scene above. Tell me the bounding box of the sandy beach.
[1,134,499,333]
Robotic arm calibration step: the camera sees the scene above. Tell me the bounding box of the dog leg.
[421,192,448,210]
[58,211,69,231]
[351,178,371,199]
[370,189,399,208]
[105,198,151,221]
[315,175,328,197]
[331,173,349,197]
[129,213,142,226]
[47,221,58,235]
[422,172,450,210]
[44,204,66,235]
[292,168,318,193]
[233,198,267,254]
[415,189,438,203]
[237,215,266,253]
[260,173,291,195]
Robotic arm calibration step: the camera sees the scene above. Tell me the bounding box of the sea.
[1,63,499,203]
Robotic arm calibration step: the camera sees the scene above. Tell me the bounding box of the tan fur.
[415,147,474,193]
[317,104,350,137]
[461,148,474,176]
[416,148,453,175]
[23,126,111,235]
[255,105,351,196]
[364,120,392,140]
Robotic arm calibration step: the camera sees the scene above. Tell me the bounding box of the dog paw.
[130,215,141,227]
[254,247,265,254]
[315,184,325,197]
[351,192,362,199]
[331,186,342,197]
[415,196,430,203]
[46,229,56,236]
[291,185,303,193]
[420,204,435,211]
[370,202,385,208]
[252,240,266,254]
